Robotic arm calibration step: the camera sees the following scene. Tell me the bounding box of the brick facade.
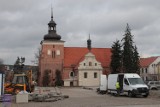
[38,40,64,86]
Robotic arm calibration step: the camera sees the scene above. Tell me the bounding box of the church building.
[38,9,112,87]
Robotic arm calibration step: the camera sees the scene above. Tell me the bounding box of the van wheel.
[128,91,133,97]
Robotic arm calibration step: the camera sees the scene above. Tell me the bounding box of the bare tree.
[13,57,25,74]
[33,47,41,83]
[34,47,41,65]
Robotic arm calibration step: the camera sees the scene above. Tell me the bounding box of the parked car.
[147,81,160,90]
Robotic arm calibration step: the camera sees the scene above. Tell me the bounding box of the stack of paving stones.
[28,89,69,102]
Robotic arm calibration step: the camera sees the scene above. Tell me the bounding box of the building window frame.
[145,68,148,73]
[70,71,74,77]
[142,68,144,74]
[89,62,92,66]
[84,72,87,78]
[94,72,97,78]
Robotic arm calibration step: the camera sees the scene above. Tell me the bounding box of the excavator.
[4,70,35,94]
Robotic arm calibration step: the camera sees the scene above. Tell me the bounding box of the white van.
[107,73,149,97]
[97,74,107,94]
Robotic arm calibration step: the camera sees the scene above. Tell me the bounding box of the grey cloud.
[0,0,160,64]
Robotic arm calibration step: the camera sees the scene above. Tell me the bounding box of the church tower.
[38,7,65,86]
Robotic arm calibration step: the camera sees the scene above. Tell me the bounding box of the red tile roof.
[140,57,158,67]
[64,47,112,68]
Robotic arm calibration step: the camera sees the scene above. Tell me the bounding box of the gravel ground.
[148,90,160,99]
[1,87,160,107]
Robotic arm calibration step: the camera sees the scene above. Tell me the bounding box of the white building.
[78,52,103,86]
[140,56,160,81]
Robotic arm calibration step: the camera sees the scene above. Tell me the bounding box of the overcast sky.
[0,0,160,65]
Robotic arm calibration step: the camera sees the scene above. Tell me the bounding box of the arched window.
[51,27,54,30]
[70,71,74,77]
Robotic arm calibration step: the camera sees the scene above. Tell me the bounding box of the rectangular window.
[52,51,56,58]
[52,51,54,58]
[94,72,97,78]
[89,62,92,66]
[142,68,144,73]
[84,72,87,78]
[145,68,147,73]
[54,51,56,58]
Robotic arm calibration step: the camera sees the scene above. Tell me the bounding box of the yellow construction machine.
[4,70,34,94]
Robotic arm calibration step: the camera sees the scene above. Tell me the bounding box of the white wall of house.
[140,68,148,81]
[64,79,77,86]
[78,69,102,86]
[148,57,160,74]
[140,57,160,81]
[64,80,70,86]
[78,52,103,87]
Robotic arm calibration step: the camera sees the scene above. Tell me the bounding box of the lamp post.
[154,64,156,80]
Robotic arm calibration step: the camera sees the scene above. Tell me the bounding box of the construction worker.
[116,81,120,96]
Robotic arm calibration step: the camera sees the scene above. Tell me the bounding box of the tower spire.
[87,34,92,51]
[43,4,61,41]
[51,4,53,20]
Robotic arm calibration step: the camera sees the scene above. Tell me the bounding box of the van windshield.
[128,78,145,85]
